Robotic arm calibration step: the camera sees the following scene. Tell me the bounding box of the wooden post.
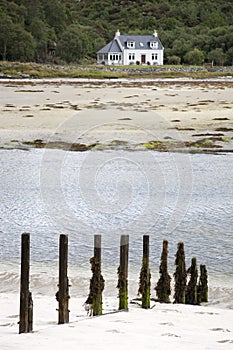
[142,235,150,309]
[56,234,70,324]
[174,242,187,304]
[19,233,33,333]
[117,235,129,310]
[155,240,171,303]
[198,264,208,303]
[94,234,101,266]
[85,235,104,316]
[93,234,103,316]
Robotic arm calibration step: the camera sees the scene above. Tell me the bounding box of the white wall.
[97,49,164,66]
[123,49,163,65]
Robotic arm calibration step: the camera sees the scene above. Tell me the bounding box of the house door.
[141,54,146,64]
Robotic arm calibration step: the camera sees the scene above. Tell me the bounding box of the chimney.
[115,29,120,38]
[153,30,158,37]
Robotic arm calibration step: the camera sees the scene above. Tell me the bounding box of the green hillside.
[0,0,233,65]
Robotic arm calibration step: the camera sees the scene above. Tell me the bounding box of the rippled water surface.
[0,149,232,306]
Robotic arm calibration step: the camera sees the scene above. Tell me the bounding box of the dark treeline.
[0,0,233,65]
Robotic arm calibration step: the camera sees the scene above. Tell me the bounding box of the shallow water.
[0,149,232,307]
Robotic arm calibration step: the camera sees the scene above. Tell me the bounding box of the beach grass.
[1,61,233,79]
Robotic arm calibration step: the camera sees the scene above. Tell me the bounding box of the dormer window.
[127,41,135,48]
[150,41,158,49]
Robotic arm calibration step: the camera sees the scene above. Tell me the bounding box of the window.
[109,54,121,61]
[129,53,135,61]
[152,53,158,61]
[150,42,158,49]
[127,41,135,48]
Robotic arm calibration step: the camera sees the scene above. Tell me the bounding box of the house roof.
[97,39,122,54]
[97,33,163,54]
[119,35,163,50]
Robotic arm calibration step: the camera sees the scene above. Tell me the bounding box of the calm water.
[0,149,232,307]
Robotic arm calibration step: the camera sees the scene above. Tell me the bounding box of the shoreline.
[1,139,233,155]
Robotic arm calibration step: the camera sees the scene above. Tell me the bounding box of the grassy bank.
[1,61,233,79]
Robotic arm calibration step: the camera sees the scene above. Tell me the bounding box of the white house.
[97,30,164,66]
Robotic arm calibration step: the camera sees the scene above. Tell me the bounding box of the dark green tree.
[56,24,87,63]
[197,264,208,303]
[208,48,227,66]
[166,55,181,65]
[8,24,35,61]
[174,242,187,304]
[186,257,198,305]
[1,0,233,63]
[0,14,14,60]
[184,48,205,65]
[226,47,233,65]
[155,240,171,303]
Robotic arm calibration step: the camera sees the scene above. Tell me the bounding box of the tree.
[57,25,88,63]
[226,47,233,66]
[28,18,49,61]
[167,55,181,65]
[174,242,187,304]
[206,12,226,29]
[1,0,233,64]
[184,48,205,65]
[186,257,198,305]
[208,48,227,66]
[8,24,35,61]
[0,14,14,60]
[57,24,105,62]
[40,0,67,34]
[155,240,171,303]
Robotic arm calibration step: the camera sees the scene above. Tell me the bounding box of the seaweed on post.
[117,267,128,310]
[85,257,105,316]
[186,257,198,305]
[138,261,151,308]
[117,235,129,310]
[138,236,151,309]
[174,242,187,304]
[155,240,171,303]
[197,264,208,303]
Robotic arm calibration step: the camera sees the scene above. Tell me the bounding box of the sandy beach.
[0,293,233,350]
[0,78,233,153]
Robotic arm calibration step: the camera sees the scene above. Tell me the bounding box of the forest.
[0,0,233,65]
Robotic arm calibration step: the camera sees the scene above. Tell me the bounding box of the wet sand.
[0,79,233,153]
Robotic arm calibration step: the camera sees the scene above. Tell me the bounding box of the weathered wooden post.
[138,235,150,309]
[186,257,198,305]
[56,234,70,324]
[197,264,208,303]
[155,240,171,303]
[85,235,105,316]
[94,234,101,266]
[117,235,129,310]
[174,242,187,304]
[19,233,33,333]
[93,234,103,315]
